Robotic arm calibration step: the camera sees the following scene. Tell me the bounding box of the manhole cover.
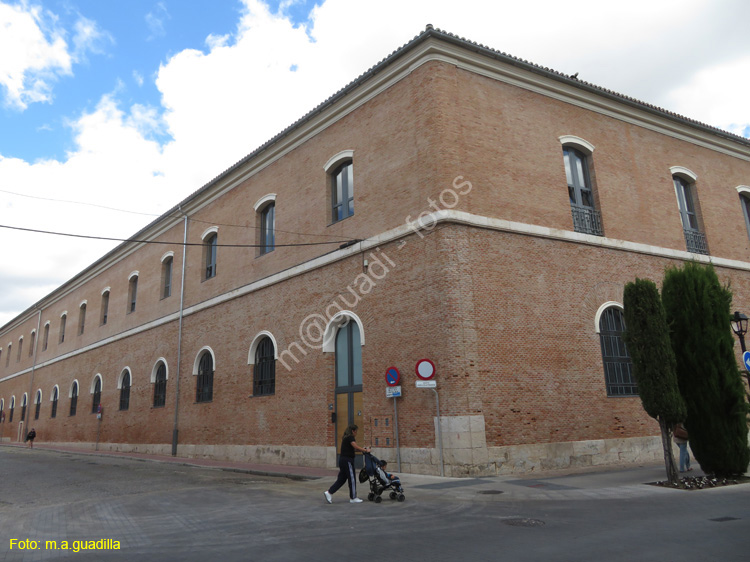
[478,490,504,495]
[503,518,545,527]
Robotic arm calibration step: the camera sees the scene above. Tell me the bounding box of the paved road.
[1,447,749,561]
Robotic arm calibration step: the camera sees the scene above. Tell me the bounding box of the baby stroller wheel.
[397,494,405,502]
[374,495,382,503]
[367,492,375,501]
[389,491,398,500]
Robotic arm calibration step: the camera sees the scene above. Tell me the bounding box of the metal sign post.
[415,359,443,477]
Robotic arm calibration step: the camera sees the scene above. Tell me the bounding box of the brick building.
[1,26,749,476]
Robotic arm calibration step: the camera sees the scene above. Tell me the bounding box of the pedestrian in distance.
[673,422,692,473]
[324,424,370,504]
[27,428,36,448]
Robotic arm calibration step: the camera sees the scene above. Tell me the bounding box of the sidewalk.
[1,441,734,502]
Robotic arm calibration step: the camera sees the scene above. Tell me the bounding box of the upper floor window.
[43,322,50,351]
[161,253,174,299]
[69,381,78,417]
[598,305,637,396]
[331,161,354,222]
[9,396,15,422]
[17,337,23,362]
[203,230,218,280]
[101,289,110,325]
[672,169,707,255]
[252,335,276,396]
[91,376,102,413]
[561,138,602,237]
[59,313,67,343]
[6,343,11,367]
[737,187,750,240]
[153,361,167,408]
[128,274,138,313]
[28,331,35,357]
[195,349,214,403]
[78,302,87,335]
[119,369,131,411]
[260,203,275,255]
[20,393,27,421]
[51,386,59,418]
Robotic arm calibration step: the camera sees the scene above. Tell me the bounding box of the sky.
[1,0,749,328]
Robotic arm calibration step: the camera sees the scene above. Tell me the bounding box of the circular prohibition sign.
[385,366,401,386]
[415,358,436,380]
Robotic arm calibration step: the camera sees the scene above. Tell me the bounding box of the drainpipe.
[24,309,42,441]
[172,208,189,456]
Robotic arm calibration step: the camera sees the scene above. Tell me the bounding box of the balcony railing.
[571,206,603,236]
[684,229,708,255]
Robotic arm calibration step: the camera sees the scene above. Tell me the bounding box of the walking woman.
[324,424,370,504]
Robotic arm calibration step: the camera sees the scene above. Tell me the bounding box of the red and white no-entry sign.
[415,359,436,380]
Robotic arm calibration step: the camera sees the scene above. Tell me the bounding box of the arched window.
[69,381,78,416]
[43,322,50,351]
[21,393,27,421]
[334,319,363,453]
[562,141,602,236]
[253,336,276,396]
[34,389,42,420]
[739,189,750,240]
[59,313,67,343]
[79,302,87,335]
[161,254,174,299]
[196,351,214,403]
[101,289,110,325]
[9,396,15,422]
[119,370,131,411]
[51,386,59,418]
[91,376,102,413]
[598,306,637,396]
[29,331,35,357]
[5,343,11,367]
[17,337,23,361]
[128,274,139,313]
[153,362,167,408]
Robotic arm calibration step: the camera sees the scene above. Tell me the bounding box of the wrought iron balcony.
[571,206,603,236]
[683,229,708,255]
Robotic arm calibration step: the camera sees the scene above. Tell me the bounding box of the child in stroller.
[360,452,405,503]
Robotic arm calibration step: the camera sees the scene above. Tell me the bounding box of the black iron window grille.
[599,307,637,396]
[154,363,167,407]
[196,353,213,403]
[253,337,276,396]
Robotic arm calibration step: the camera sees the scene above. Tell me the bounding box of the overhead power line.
[0,224,361,248]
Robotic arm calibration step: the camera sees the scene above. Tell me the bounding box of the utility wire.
[0,224,360,248]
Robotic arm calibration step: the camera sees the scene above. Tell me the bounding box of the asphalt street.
[1,446,749,561]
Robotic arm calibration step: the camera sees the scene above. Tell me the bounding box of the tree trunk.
[659,417,680,483]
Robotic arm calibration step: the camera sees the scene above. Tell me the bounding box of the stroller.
[359,452,405,503]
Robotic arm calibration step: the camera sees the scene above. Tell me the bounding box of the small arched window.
[153,362,167,408]
[34,389,42,420]
[69,381,79,417]
[20,393,27,421]
[260,203,275,255]
[119,370,131,411]
[253,337,276,396]
[561,138,602,236]
[51,386,59,418]
[331,161,354,222]
[91,377,102,413]
[671,168,707,255]
[204,232,218,280]
[196,351,214,403]
[9,396,15,422]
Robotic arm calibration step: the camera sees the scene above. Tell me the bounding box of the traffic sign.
[415,359,436,380]
[385,366,401,386]
[416,380,436,388]
[743,351,750,371]
[386,385,402,398]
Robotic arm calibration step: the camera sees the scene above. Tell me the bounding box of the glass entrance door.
[334,321,364,467]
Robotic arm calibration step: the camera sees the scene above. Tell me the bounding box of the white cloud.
[145,2,169,41]
[2,0,750,326]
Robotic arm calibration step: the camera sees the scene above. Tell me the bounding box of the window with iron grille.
[69,382,78,416]
[21,394,27,421]
[9,397,14,422]
[34,390,41,420]
[673,176,708,255]
[119,371,130,411]
[599,307,637,396]
[331,161,354,222]
[563,147,603,236]
[51,387,58,418]
[253,337,276,396]
[91,378,101,413]
[153,363,167,407]
[196,352,213,403]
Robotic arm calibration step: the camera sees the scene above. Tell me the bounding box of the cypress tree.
[623,278,686,483]
[661,262,749,477]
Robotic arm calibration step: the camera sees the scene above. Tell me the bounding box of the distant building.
[1,26,749,475]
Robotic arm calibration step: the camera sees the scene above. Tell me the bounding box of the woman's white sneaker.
[349,498,363,503]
